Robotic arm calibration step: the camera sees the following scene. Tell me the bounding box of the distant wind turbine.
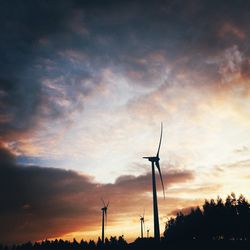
[139,209,145,238]
[143,123,165,240]
[101,198,109,244]
[147,228,150,238]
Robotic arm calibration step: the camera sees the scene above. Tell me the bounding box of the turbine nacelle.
[143,156,160,162]
[140,216,145,222]
[101,198,109,222]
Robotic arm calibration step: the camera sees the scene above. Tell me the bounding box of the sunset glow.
[1,0,250,245]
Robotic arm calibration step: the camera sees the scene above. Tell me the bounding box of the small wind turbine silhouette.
[143,122,165,240]
[139,209,145,238]
[101,198,109,244]
[147,228,150,238]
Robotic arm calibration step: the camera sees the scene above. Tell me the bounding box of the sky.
[1,0,250,245]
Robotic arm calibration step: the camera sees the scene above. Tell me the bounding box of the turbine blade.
[106,201,110,208]
[156,122,163,157]
[143,208,145,218]
[155,160,165,199]
[101,198,105,207]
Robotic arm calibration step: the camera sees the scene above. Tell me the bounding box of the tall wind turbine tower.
[143,123,165,240]
[101,198,109,244]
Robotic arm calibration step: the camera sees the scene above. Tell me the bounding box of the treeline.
[0,237,128,250]
[2,194,250,250]
[164,193,250,241]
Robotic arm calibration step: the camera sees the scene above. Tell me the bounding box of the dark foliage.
[164,193,250,241]
[0,236,128,250]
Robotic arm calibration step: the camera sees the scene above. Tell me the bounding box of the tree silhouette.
[117,236,127,249]
[164,193,250,241]
[96,237,102,248]
[0,236,129,250]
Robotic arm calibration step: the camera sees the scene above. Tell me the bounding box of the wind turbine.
[143,123,165,240]
[101,198,109,244]
[139,209,145,238]
[147,228,150,238]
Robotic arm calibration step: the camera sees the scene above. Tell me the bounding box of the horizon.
[1,0,250,245]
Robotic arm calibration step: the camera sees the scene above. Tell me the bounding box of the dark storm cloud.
[0,146,97,244]
[72,0,250,83]
[0,0,97,138]
[0,146,193,244]
[1,0,250,140]
[0,143,15,164]
[112,170,193,195]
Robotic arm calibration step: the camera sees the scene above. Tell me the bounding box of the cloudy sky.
[1,0,250,245]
